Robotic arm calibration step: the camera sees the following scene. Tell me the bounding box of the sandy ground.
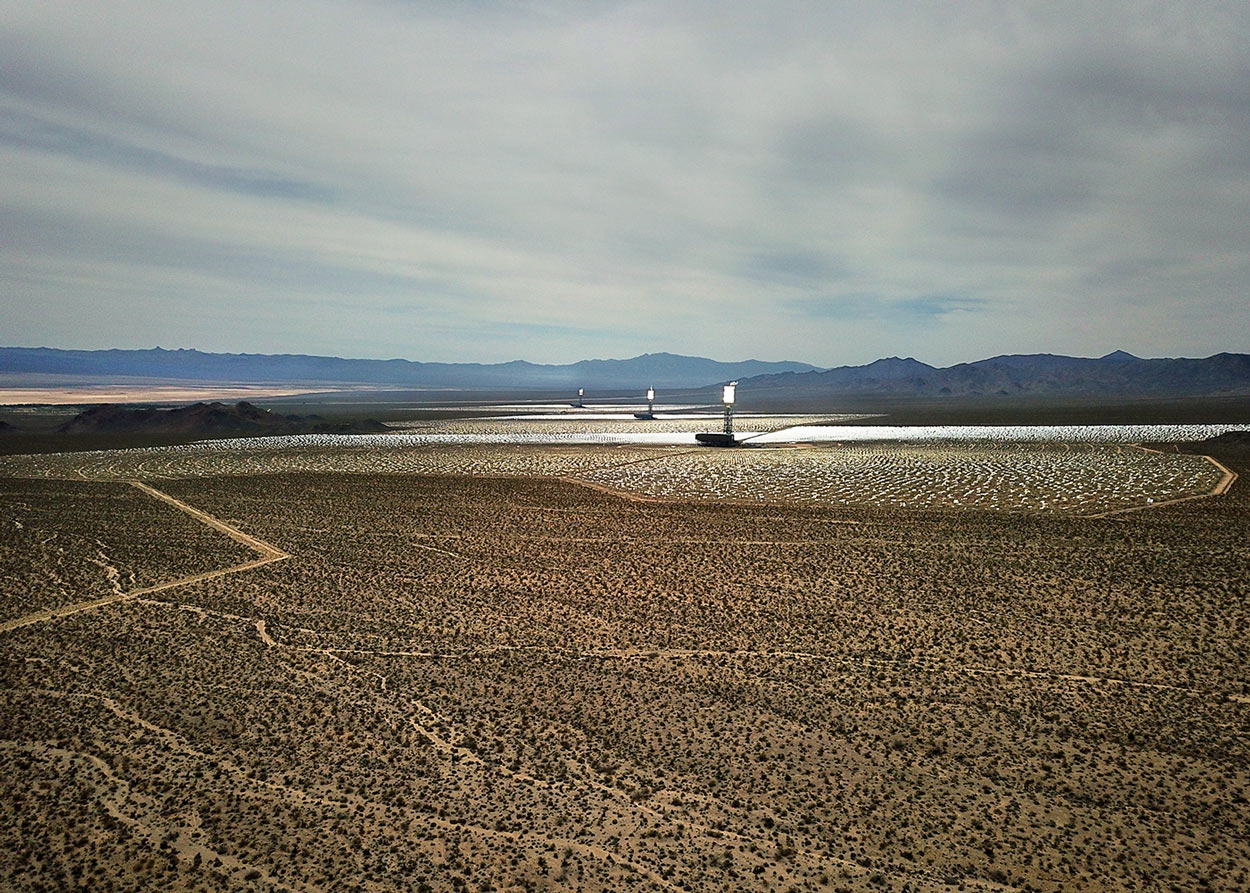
[3,468,1248,892]
[2,462,1248,891]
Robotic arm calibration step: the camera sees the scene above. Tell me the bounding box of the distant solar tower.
[635,386,657,420]
[695,381,738,446]
[577,387,584,408]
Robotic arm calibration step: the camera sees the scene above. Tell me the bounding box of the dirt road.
[0,481,289,635]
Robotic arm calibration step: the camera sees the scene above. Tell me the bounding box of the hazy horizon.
[6,342,1246,372]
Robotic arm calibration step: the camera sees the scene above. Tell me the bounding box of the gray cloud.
[0,108,334,201]
[793,294,989,322]
[1,1,1247,366]
[740,249,849,288]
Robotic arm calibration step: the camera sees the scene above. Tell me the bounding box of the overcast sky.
[2,1,1247,366]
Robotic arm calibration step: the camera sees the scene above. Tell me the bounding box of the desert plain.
[0,433,1247,892]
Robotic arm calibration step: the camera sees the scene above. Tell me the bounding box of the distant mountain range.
[0,347,816,390]
[3,346,1248,400]
[739,351,1250,399]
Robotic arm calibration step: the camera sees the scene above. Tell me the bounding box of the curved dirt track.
[0,480,289,635]
[1086,449,1239,519]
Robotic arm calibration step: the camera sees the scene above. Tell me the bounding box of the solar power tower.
[696,380,739,446]
[635,387,657,420]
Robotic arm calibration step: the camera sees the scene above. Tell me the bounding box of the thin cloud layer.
[2,1,1246,365]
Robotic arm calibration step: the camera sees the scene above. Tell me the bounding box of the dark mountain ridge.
[740,351,1250,399]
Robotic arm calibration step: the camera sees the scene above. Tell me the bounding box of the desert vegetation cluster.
[0,478,253,624]
[0,439,1247,891]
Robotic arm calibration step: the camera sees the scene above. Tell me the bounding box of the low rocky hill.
[56,401,389,437]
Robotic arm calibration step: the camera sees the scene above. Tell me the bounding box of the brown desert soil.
[0,449,1247,892]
